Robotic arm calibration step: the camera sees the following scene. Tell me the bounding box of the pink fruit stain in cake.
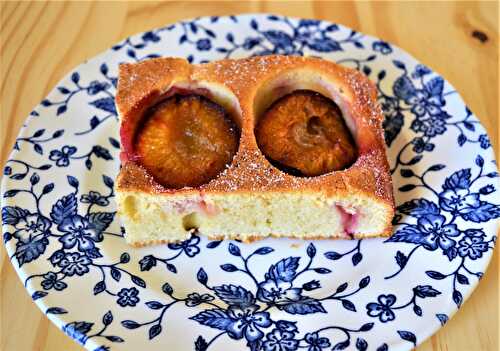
[119,122,136,162]
[167,194,220,216]
[335,204,359,237]
[199,199,219,216]
[171,199,198,214]
[199,191,220,216]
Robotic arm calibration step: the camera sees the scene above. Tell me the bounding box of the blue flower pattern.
[167,234,201,257]
[263,328,298,351]
[414,214,460,252]
[458,236,489,260]
[367,295,397,322]
[57,252,92,276]
[117,288,140,307]
[81,191,110,206]
[12,213,51,242]
[49,146,77,166]
[1,14,499,351]
[58,215,102,251]
[304,332,331,351]
[41,271,67,291]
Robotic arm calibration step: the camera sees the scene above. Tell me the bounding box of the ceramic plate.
[2,14,499,351]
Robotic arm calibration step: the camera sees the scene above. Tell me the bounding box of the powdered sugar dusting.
[196,56,300,96]
[116,55,393,207]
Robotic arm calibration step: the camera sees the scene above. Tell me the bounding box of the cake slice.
[115,55,394,246]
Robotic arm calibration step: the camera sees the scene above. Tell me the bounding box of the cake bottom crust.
[126,230,393,248]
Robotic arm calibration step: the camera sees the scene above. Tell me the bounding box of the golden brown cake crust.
[127,228,394,248]
[116,56,394,214]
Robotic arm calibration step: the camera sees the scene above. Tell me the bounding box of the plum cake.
[115,55,394,246]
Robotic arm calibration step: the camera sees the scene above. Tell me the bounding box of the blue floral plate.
[2,14,499,351]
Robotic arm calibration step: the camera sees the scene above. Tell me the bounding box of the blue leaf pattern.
[213,285,255,308]
[266,257,300,282]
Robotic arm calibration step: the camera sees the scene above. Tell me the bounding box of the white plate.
[2,14,499,351]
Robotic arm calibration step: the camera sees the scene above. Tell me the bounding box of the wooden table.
[1,1,498,350]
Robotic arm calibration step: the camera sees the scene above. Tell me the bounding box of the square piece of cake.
[115,55,394,246]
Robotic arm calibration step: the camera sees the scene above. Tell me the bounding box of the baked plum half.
[256,90,357,176]
[135,95,239,188]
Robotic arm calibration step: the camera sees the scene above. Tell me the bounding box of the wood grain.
[1,1,498,350]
